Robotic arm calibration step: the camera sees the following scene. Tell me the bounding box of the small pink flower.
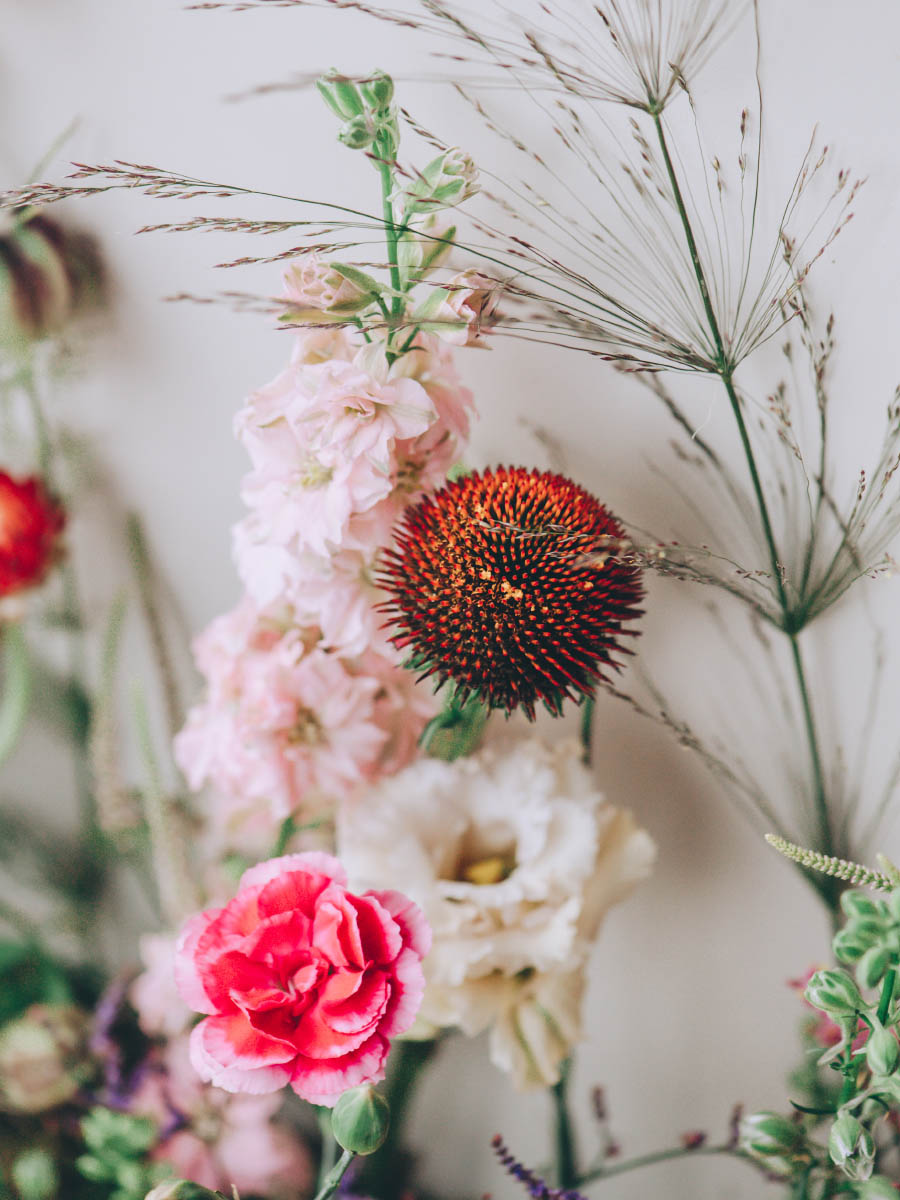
[131,934,191,1039]
[429,270,501,347]
[282,254,372,322]
[131,1036,312,1198]
[174,853,430,1105]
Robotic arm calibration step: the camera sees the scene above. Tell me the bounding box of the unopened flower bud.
[829,1113,875,1180]
[317,70,365,120]
[339,114,376,150]
[866,1024,900,1076]
[856,1175,900,1199]
[144,1181,228,1200]
[359,70,394,110]
[842,892,886,923]
[331,1085,391,1155]
[834,929,871,965]
[805,969,864,1017]
[858,946,891,990]
[281,254,376,322]
[11,1148,58,1200]
[738,1111,803,1159]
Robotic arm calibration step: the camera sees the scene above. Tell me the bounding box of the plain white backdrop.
[4,1,900,1196]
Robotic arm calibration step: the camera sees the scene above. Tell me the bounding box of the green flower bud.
[339,114,376,150]
[317,70,365,120]
[829,1113,875,1181]
[738,1111,803,1158]
[359,70,394,110]
[858,946,890,990]
[144,1181,228,1200]
[855,1174,900,1199]
[842,892,886,922]
[866,1024,900,1076]
[331,1085,391,1155]
[805,969,864,1017]
[11,1148,58,1200]
[887,888,900,924]
[834,929,872,965]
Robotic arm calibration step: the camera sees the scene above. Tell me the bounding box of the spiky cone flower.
[378,466,643,718]
[0,471,65,606]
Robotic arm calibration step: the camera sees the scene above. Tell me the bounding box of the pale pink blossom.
[282,253,373,321]
[429,270,501,346]
[175,601,391,820]
[132,1036,312,1198]
[174,853,430,1105]
[130,934,191,1039]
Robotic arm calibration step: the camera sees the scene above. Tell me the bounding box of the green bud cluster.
[395,148,479,217]
[833,890,900,989]
[317,69,399,159]
[76,1107,168,1200]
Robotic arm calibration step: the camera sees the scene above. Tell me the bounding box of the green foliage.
[75,1108,168,1200]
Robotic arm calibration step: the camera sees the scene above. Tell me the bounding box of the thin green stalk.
[377,144,403,364]
[877,968,896,1027]
[650,110,836,874]
[579,696,595,766]
[317,1109,340,1193]
[578,1141,735,1184]
[551,1060,579,1189]
[0,623,32,768]
[313,1149,355,1200]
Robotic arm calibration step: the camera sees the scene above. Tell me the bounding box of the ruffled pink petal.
[174,909,223,1015]
[369,889,432,959]
[378,947,426,1039]
[348,894,403,966]
[289,1033,389,1106]
[320,969,390,1036]
[190,1015,296,1095]
[240,852,346,893]
[312,889,365,968]
[242,910,316,972]
[289,987,380,1060]
[256,870,334,921]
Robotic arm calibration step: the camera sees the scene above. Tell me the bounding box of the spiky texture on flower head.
[378,466,643,718]
[0,472,65,597]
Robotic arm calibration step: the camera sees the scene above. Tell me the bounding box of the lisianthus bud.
[738,1111,804,1159]
[804,969,864,1017]
[396,148,479,216]
[858,946,891,990]
[316,70,365,120]
[0,1004,90,1113]
[339,113,377,150]
[834,928,872,965]
[144,1182,230,1200]
[330,1085,391,1155]
[416,269,501,346]
[359,69,394,110]
[866,1024,900,1076]
[842,892,886,922]
[282,254,376,323]
[829,1113,875,1180]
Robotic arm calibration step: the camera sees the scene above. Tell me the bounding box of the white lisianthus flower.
[339,737,655,1088]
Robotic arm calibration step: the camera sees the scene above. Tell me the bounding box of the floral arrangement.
[2,3,900,1200]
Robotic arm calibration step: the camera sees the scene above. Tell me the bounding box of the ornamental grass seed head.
[378,466,643,718]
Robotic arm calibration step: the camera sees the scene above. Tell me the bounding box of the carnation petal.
[289,1034,389,1107]
[320,969,390,1036]
[240,852,347,893]
[368,889,433,959]
[174,909,223,1015]
[190,1018,295,1095]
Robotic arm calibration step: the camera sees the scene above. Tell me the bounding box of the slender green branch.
[551,1060,579,1189]
[313,1149,355,1200]
[651,110,836,873]
[877,968,896,1027]
[377,145,403,364]
[0,623,32,768]
[578,1140,736,1184]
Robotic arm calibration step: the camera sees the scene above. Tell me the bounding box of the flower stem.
[0,623,32,768]
[313,1148,355,1200]
[650,110,836,885]
[877,968,896,1027]
[551,1059,579,1189]
[578,1140,735,1184]
[579,696,595,766]
[376,141,404,364]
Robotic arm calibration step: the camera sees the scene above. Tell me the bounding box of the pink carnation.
[174,852,430,1105]
[132,1036,312,1198]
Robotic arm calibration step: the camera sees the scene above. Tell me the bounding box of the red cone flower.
[0,472,65,597]
[379,466,643,718]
